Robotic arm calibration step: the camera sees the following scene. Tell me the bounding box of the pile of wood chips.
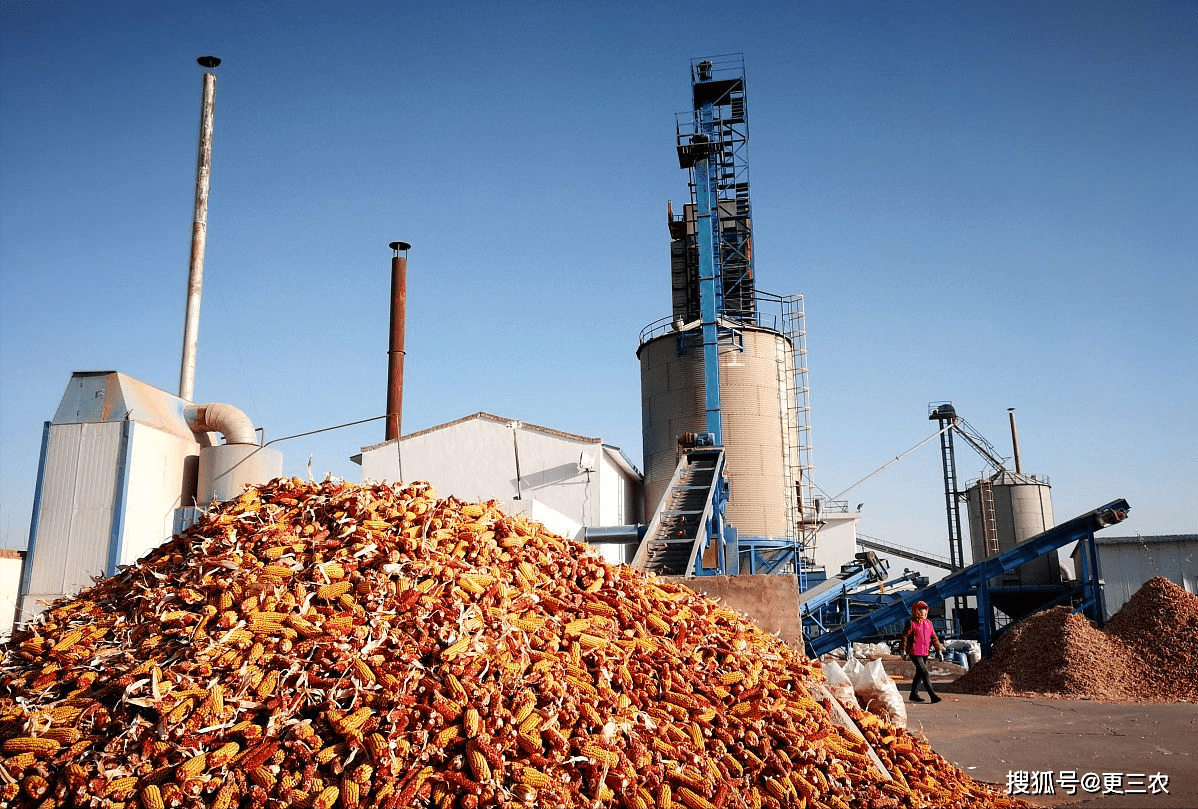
[953,577,1198,703]
[1,478,1031,809]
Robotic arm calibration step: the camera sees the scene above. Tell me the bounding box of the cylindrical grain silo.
[965,470,1056,586]
[639,323,799,539]
[197,444,284,503]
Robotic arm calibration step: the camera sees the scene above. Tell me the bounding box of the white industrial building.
[1,549,25,639]
[1073,534,1197,618]
[356,412,644,564]
[17,371,280,625]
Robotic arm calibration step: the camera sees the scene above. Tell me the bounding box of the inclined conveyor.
[805,499,1130,658]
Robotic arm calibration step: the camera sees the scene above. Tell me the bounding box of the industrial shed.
[356,412,643,563]
[1072,534,1197,618]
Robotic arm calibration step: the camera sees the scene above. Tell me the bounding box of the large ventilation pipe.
[179,55,221,403]
[184,402,257,445]
[386,240,410,441]
[184,402,282,503]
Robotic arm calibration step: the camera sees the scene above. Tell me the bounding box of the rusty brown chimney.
[386,241,410,441]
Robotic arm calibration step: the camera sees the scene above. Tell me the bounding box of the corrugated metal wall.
[1096,538,1198,618]
[24,421,123,610]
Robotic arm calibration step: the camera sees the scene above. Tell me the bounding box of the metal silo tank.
[638,324,798,539]
[966,470,1056,585]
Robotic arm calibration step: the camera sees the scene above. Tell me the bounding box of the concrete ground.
[903,692,1197,808]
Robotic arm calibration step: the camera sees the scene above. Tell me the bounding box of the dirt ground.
[844,655,1198,808]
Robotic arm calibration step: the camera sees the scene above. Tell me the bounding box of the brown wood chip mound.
[952,577,1198,703]
[1,478,1031,809]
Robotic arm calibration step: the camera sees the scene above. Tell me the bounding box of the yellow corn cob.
[103,775,138,798]
[788,772,819,801]
[579,743,619,768]
[320,562,347,579]
[880,780,914,798]
[50,701,85,724]
[2,737,61,757]
[362,519,391,532]
[317,580,351,600]
[340,778,361,809]
[511,699,536,725]
[365,733,388,762]
[434,725,460,747]
[463,707,482,738]
[179,752,207,779]
[717,671,744,685]
[50,628,85,653]
[261,564,295,578]
[212,784,237,809]
[5,751,36,772]
[254,669,279,698]
[762,777,792,800]
[140,784,165,809]
[311,785,340,809]
[461,504,485,518]
[656,782,673,809]
[209,741,240,768]
[166,697,195,725]
[517,725,542,752]
[261,545,287,559]
[218,592,234,611]
[583,599,618,617]
[249,767,277,790]
[677,787,717,809]
[510,615,544,633]
[647,614,671,633]
[563,617,593,635]
[578,632,609,650]
[520,767,553,790]
[441,634,471,659]
[336,707,373,735]
[351,657,376,685]
[247,619,284,635]
[458,573,494,595]
[315,743,347,764]
[288,614,321,637]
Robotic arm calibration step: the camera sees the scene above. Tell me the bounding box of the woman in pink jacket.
[903,600,943,703]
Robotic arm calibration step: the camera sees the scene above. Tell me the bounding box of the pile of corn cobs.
[1,478,1030,809]
[956,576,1198,703]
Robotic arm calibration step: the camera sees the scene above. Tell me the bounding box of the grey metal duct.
[184,403,257,445]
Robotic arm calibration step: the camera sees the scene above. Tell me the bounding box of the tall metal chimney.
[386,241,411,441]
[1008,407,1023,474]
[179,55,221,402]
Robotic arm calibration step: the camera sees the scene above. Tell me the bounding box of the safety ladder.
[979,478,1001,557]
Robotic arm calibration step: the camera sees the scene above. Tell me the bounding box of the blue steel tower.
[670,55,756,444]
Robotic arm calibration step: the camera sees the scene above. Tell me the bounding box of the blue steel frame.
[806,499,1130,658]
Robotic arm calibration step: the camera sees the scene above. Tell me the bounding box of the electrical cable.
[262,415,387,447]
[827,424,952,502]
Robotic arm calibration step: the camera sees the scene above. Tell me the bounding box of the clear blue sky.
[2,1,1195,559]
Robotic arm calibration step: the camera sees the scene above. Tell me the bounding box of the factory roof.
[1090,533,1197,545]
[361,412,601,454]
[356,412,643,479]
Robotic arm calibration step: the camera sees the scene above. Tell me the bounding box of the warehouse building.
[356,412,643,565]
[1072,534,1197,618]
